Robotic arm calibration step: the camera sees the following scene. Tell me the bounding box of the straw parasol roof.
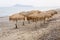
[26,11,44,22]
[27,10,41,15]
[46,10,57,15]
[9,13,25,21]
[27,10,41,17]
[19,12,29,16]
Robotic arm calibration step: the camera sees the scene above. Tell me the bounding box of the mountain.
[13,4,33,7]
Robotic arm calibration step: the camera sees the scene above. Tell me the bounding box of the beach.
[0,12,60,40]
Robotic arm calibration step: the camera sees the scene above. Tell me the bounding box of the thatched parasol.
[44,10,57,20]
[9,14,25,21]
[9,13,25,28]
[39,10,57,23]
[27,10,41,22]
[46,10,57,15]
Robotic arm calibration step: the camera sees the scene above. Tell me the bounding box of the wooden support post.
[22,20,25,26]
[15,19,18,28]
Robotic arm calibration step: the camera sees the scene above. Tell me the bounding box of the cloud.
[0,0,18,7]
[17,0,60,7]
[0,0,60,7]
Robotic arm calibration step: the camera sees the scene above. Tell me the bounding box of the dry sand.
[0,13,60,40]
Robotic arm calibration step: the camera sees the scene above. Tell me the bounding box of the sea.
[0,5,60,17]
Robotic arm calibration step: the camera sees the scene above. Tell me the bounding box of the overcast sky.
[0,0,60,7]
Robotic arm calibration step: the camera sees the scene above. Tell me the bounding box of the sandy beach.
[0,11,60,40]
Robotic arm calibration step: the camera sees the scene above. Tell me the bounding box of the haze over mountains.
[0,4,60,17]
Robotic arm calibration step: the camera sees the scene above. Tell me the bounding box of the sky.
[0,0,60,17]
[0,0,60,7]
